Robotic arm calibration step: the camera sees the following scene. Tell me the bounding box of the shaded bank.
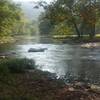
[0,58,100,100]
[0,70,100,100]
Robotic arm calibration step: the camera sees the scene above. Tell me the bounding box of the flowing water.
[0,37,100,84]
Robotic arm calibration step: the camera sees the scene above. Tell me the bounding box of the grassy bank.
[52,34,100,44]
[0,34,100,45]
[0,58,100,100]
[0,36,16,44]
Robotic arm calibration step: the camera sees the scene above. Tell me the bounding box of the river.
[0,37,100,85]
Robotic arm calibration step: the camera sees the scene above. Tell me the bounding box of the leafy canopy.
[0,0,22,36]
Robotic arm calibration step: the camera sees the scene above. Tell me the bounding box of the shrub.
[0,61,9,75]
[0,58,36,73]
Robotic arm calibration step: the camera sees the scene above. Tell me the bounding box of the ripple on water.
[1,43,100,84]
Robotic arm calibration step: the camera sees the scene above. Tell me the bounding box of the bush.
[0,58,36,73]
[0,61,9,75]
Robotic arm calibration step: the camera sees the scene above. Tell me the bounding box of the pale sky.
[13,0,52,3]
[13,0,53,20]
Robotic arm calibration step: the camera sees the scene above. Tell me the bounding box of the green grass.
[52,34,100,39]
[96,34,100,38]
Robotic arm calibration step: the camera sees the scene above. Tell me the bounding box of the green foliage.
[0,0,22,36]
[0,61,9,75]
[39,18,54,35]
[0,58,36,73]
[13,19,37,36]
[38,0,100,38]
[25,20,37,36]
[51,23,73,36]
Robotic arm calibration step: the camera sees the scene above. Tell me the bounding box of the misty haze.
[0,0,100,99]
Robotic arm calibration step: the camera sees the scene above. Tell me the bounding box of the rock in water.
[81,43,100,48]
[28,48,47,52]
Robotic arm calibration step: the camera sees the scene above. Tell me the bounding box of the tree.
[79,0,100,38]
[51,22,73,36]
[0,0,22,36]
[36,0,82,37]
[39,18,54,35]
[36,0,100,38]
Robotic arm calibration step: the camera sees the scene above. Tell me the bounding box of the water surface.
[0,37,100,84]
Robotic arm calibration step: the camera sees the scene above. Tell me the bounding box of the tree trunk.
[89,24,95,38]
[72,21,81,38]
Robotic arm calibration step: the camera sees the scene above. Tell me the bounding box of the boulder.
[28,48,47,52]
[81,43,100,48]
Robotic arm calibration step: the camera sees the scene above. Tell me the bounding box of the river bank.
[0,69,100,100]
[0,36,16,44]
[0,58,100,100]
[0,35,100,45]
[52,35,100,44]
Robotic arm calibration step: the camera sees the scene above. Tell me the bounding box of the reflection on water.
[17,43,100,84]
[0,38,100,85]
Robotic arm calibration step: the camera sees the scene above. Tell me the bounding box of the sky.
[13,0,52,3]
[13,0,53,20]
